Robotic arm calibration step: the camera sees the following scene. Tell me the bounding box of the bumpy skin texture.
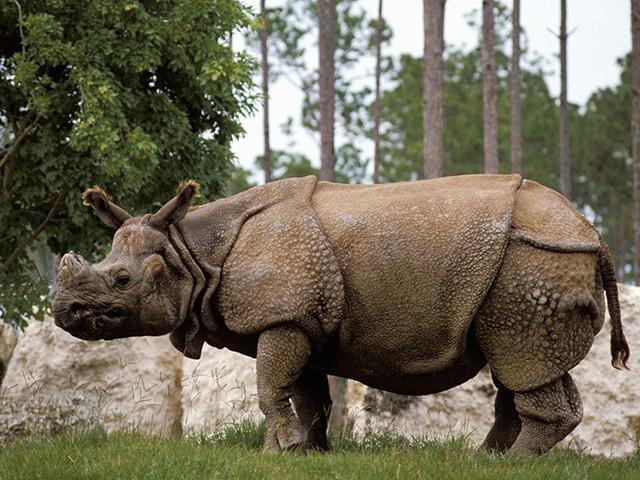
[475,240,604,391]
[53,174,630,455]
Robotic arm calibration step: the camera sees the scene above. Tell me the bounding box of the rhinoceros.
[53,174,629,454]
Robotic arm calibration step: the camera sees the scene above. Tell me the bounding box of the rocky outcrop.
[181,345,259,435]
[345,284,640,457]
[0,390,102,442]
[0,318,183,438]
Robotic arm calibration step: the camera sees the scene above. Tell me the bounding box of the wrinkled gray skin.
[54,175,630,454]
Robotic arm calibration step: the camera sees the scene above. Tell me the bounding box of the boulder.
[345,284,640,457]
[0,390,102,442]
[181,345,259,435]
[0,317,183,439]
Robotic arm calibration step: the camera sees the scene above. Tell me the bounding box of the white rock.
[181,345,260,435]
[0,322,18,376]
[0,317,183,437]
[345,283,640,457]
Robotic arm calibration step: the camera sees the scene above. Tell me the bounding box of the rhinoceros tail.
[598,236,630,370]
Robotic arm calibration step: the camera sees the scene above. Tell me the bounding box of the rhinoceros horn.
[58,251,88,287]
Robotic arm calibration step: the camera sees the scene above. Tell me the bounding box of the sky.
[232,0,631,182]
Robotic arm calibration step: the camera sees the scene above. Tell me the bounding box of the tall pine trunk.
[510,0,522,175]
[559,0,571,198]
[318,0,336,182]
[260,0,271,183]
[423,0,446,179]
[482,0,498,173]
[632,0,640,285]
[372,0,383,184]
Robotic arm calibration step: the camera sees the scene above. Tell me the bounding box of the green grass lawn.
[0,423,637,480]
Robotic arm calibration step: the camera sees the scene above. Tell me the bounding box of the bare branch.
[12,0,26,57]
[0,191,65,273]
[0,112,39,170]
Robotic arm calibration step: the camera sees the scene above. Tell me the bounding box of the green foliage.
[0,0,257,326]
[252,150,354,185]
[0,426,638,480]
[227,163,257,195]
[573,55,634,280]
[256,150,318,180]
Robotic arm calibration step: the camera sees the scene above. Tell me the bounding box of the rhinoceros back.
[510,179,600,252]
[311,174,522,374]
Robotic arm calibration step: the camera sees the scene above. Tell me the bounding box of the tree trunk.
[318,0,336,182]
[372,0,383,184]
[422,0,446,179]
[260,0,271,183]
[482,0,499,173]
[632,0,640,285]
[510,0,522,175]
[559,0,571,198]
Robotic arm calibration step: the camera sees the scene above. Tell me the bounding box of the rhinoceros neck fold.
[167,224,207,358]
[168,224,206,322]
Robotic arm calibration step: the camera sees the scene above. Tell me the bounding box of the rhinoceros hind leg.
[257,325,312,451]
[481,378,521,452]
[292,367,332,451]
[510,373,582,454]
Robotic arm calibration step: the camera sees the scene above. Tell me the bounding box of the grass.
[0,422,637,480]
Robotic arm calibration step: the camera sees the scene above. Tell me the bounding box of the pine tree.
[373,0,384,183]
[260,0,272,183]
[423,0,446,179]
[510,0,522,175]
[482,0,499,173]
[632,0,640,284]
[318,0,337,181]
[559,0,571,198]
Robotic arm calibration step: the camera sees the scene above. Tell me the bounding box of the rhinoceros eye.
[115,273,130,288]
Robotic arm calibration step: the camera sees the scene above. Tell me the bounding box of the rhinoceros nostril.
[70,302,84,314]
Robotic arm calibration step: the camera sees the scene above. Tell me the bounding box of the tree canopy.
[0,0,257,326]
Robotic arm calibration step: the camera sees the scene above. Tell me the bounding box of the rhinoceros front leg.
[292,367,332,451]
[257,325,312,451]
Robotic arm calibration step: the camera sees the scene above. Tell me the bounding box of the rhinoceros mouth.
[54,303,131,340]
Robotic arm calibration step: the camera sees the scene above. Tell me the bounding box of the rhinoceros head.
[53,182,199,341]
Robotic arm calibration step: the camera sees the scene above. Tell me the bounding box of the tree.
[377,5,560,185]
[482,0,499,173]
[261,0,378,183]
[372,0,384,183]
[633,0,640,285]
[559,0,571,198]
[260,0,272,183]
[510,0,522,174]
[0,0,256,326]
[318,0,337,181]
[423,0,446,179]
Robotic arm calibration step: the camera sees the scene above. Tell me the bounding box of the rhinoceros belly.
[311,331,487,395]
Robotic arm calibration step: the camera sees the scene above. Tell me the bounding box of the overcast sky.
[233,0,631,182]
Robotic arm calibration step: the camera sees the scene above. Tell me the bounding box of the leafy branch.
[0,191,64,273]
[0,112,39,170]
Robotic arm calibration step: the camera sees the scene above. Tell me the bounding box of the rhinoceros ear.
[149,180,199,229]
[82,187,132,230]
